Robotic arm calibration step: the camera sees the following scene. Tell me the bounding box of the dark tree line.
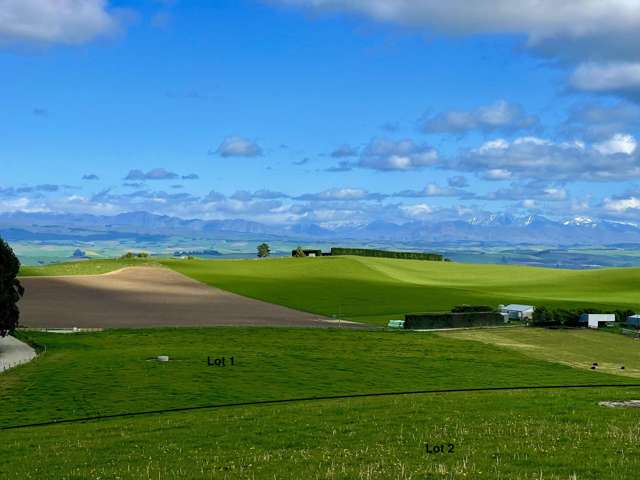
[531,306,634,327]
[0,238,24,337]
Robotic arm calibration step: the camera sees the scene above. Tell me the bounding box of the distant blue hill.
[2,210,640,246]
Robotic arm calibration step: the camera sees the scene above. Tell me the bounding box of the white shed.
[580,313,615,329]
[500,304,535,321]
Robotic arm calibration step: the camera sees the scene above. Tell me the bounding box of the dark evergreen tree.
[0,238,24,337]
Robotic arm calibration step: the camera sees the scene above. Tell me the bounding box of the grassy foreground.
[1,327,640,479]
[163,256,640,324]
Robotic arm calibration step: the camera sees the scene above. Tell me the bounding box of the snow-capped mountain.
[2,211,640,245]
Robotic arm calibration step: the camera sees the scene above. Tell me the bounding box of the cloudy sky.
[2,0,640,226]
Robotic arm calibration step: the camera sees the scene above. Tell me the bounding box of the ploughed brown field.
[18,266,366,329]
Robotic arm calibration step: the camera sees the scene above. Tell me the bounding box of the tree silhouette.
[0,238,24,337]
[257,243,271,258]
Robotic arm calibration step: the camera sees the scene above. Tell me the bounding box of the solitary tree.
[0,238,24,337]
[257,243,271,258]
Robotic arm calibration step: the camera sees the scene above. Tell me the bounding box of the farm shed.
[500,304,535,321]
[627,314,640,328]
[579,313,615,329]
[291,249,323,257]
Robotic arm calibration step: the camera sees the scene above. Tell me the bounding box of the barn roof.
[503,304,534,312]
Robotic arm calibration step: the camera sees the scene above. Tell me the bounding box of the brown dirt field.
[18,266,367,329]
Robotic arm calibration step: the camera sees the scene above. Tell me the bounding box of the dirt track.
[18,267,366,329]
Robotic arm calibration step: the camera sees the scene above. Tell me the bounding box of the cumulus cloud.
[562,102,640,141]
[481,169,512,181]
[570,62,640,94]
[422,100,538,135]
[124,168,179,181]
[400,203,433,219]
[356,138,439,171]
[216,136,263,157]
[447,175,468,188]
[593,133,637,155]
[296,188,385,202]
[394,183,468,198]
[330,144,358,157]
[82,174,99,180]
[231,189,289,201]
[181,173,199,180]
[0,0,121,46]
[603,196,640,212]
[480,182,568,202]
[455,134,640,181]
[275,1,640,95]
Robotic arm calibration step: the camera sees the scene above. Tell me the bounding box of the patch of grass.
[3,327,633,427]
[18,258,160,276]
[441,327,640,378]
[2,328,640,478]
[161,256,640,325]
[2,384,640,478]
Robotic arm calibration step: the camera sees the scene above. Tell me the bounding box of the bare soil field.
[18,267,366,329]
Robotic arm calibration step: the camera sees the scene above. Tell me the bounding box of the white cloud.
[356,138,438,171]
[475,138,509,154]
[604,196,640,212]
[275,1,640,44]
[458,135,640,181]
[593,133,637,155]
[543,187,567,201]
[482,168,512,180]
[0,0,119,45]
[400,203,432,219]
[423,100,538,135]
[216,136,263,157]
[276,1,640,95]
[570,62,640,92]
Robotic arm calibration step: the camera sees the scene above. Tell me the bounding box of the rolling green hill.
[162,256,640,324]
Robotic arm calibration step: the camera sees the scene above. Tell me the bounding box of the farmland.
[442,327,640,378]
[1,327,640,479]
[19,255,640,325]
[161,256,640,325]
[7,256,640,478]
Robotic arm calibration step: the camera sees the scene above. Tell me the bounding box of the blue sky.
[2,0,640,226]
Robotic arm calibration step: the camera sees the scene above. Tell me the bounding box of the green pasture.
[1,327,640,479]
[4,327,631,427]
[162,256,640,324]
[19,257,158,276]
[442,327,640,378]
[19,255,640,325]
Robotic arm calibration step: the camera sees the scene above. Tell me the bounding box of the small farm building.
[627,314,640,328]
[579,313,615,329]
[500,304,535,321]
[291,249,323,257]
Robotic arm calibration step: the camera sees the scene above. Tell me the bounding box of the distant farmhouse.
[291,249,324,257]
[500,304,535,321]
[579,313,616,329]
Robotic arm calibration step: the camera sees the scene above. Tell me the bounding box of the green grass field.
[159,256,640,324]
[442,327,640,378]
[2,327,640,479]
[19,257,158,276]
[8,256,640,478]
[19,255,640,325]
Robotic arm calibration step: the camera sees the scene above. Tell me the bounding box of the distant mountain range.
[1,210,640,245]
